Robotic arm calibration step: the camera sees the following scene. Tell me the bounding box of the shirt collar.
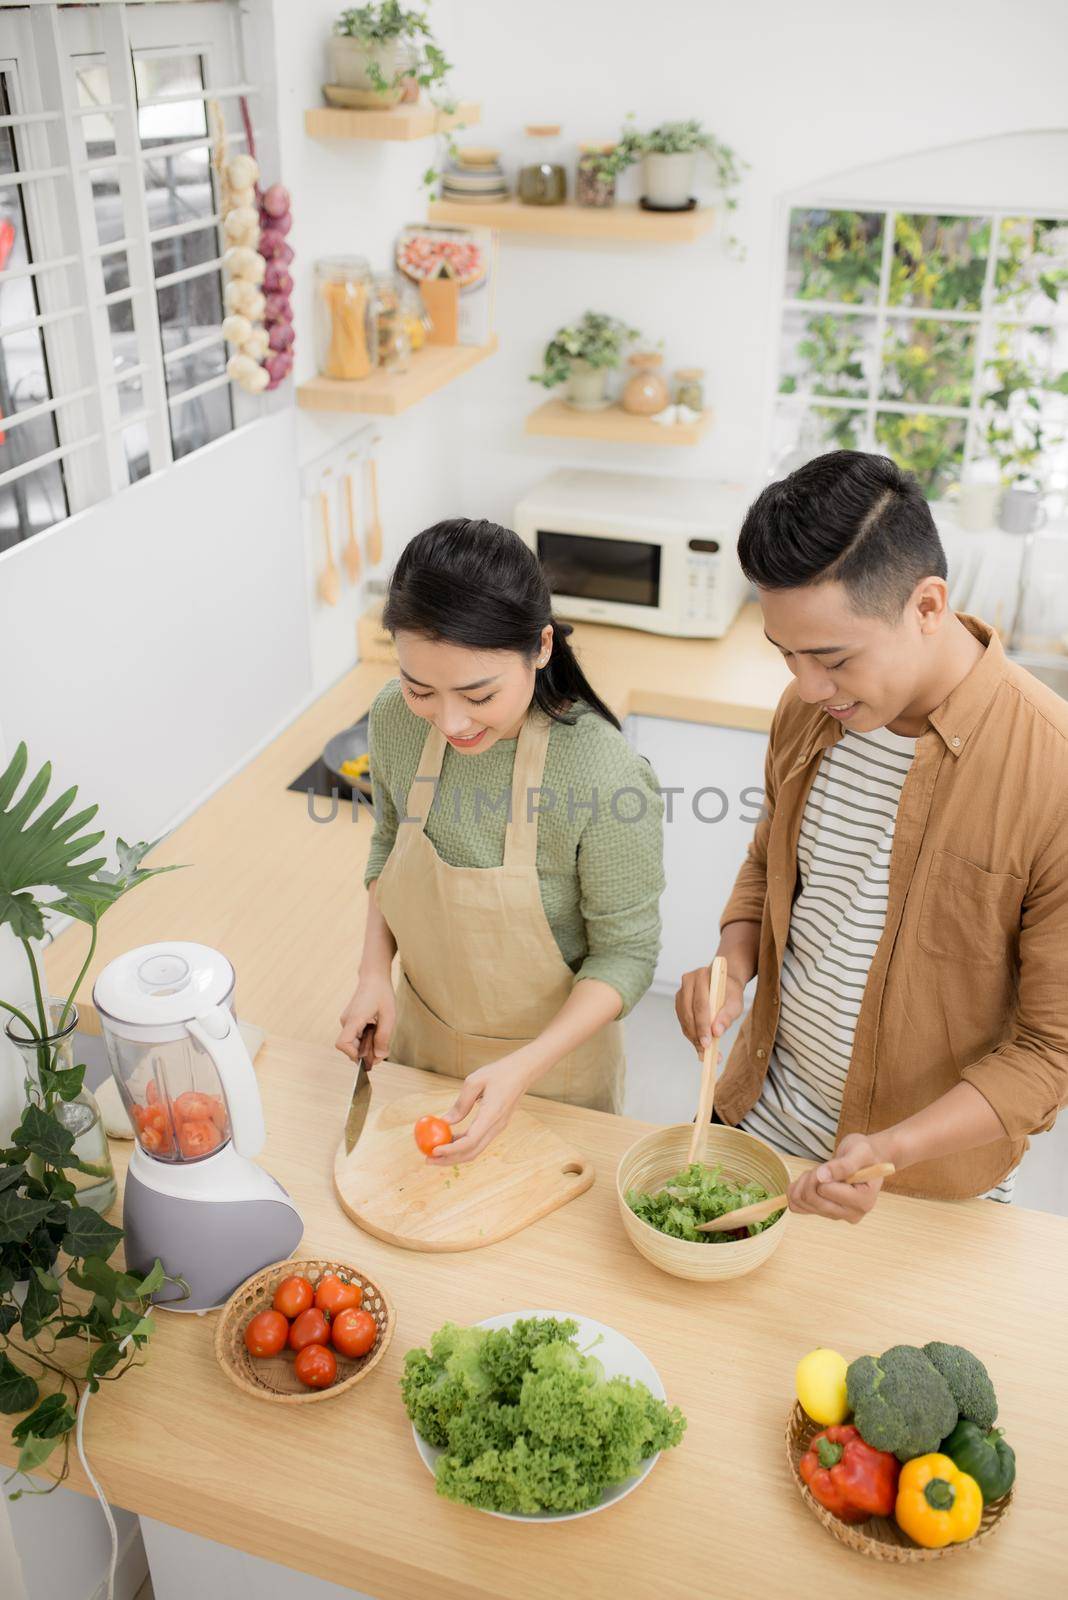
[927,614,1006,758]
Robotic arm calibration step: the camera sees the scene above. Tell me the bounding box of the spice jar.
[674,368,705,411]
[315,257,377,381]
[518,124,567,206]
[622,352,670,416]
[576,143,617,208]
[397,278,430,352]
[371,273,411,371]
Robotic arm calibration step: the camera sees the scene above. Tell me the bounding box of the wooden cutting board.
[333,1088,594,1251]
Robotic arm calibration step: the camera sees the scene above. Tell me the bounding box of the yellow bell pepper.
[895,1453,983,1548]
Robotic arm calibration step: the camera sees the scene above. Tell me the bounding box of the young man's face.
[758,580,938,734]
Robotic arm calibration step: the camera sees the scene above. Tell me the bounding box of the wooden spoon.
[341,466,362,584]
[365,454,383,567]
[696,1161,896,1233]
[687,956,729,1166]
[317,490,340,607]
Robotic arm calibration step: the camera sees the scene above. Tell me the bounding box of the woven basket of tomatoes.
[215,1258,394,1404]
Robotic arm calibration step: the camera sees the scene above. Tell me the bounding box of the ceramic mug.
[998,486,1047,535]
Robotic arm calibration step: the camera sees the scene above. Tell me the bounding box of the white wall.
[430,0,1068,525]
[0,410,311,844]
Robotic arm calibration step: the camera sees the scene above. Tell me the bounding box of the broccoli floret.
[923,1341,998,1431]
[846,1345,958,1462]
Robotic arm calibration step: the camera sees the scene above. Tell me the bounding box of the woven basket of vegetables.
[786,1338,1015,1561]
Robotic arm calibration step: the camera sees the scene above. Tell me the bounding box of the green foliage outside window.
[780,208,1068,498]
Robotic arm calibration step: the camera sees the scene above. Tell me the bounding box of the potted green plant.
[329,2,453,108]
[587,118,745,249]
[530,312,640,411]
[0,743,185,1494]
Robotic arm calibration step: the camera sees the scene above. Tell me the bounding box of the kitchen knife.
[343,1023,376,1157]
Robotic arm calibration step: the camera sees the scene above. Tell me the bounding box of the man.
[676,450,1068,1221]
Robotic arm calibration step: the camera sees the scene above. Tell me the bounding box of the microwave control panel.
[684,538,722,623]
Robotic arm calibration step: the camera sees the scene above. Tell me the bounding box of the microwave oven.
[514,468,753,639]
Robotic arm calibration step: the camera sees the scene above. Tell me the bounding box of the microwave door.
[536,529,661,608]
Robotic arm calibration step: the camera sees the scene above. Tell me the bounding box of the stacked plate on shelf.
[440,146,510,204]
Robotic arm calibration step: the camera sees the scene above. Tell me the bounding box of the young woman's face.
[394,627,552,754]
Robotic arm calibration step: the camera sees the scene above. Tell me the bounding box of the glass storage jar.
[315,256,377,381]
[371,273,411,371]
[518,124,567,206]
[674,368,705,411]
[576,142,617,208]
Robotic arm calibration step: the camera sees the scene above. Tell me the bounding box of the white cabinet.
[624,715,768,990]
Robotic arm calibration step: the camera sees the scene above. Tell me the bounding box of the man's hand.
[787,1133,889,1224]
[429,1053,536,1166]
[675,964,745,1055]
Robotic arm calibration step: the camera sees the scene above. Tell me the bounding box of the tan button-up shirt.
[717,616,1068,1199]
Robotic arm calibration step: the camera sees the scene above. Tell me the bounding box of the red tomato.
[330,1308,377,1359]
[173,1091,218,1124]
[131,1104,148,1130]
[140,1124,168,1154]
[314,1274,361,1316]
[177,1118,220,1159]
[413,1115,452,1156]
[288,1307,330,1352]
[272,1274,314,1319]
[244,1309,288,1358]
[294,1343,337,1390]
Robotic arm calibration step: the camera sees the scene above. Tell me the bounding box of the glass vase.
[5,1001,117,1216]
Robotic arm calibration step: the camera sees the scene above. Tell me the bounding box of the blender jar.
[94,943,262,1165]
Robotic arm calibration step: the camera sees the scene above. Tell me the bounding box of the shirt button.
[757,1047,766,1059]
[952,736,961,747]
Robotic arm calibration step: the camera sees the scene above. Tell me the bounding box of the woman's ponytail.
[383,517,621,730]
[533,619,620,730]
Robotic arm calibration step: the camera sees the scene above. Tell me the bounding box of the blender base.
[123,1155,303,1313]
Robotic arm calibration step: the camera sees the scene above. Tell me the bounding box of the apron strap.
[504,710,553,870]
[402,723,447,830]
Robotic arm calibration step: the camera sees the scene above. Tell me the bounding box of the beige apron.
[374,709,625,1113]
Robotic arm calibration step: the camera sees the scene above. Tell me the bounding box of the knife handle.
[356,1022,377,1067]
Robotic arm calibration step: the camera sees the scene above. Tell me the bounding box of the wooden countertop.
[44,605,788,1043]
[3,1040,1061,1597]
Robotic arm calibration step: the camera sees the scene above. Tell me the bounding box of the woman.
[335,518,664,1165]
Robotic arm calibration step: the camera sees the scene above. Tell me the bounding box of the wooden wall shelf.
[428,199,715,244]
[296,339,498,417]
[305,101,480,142]
[525,398,713,446]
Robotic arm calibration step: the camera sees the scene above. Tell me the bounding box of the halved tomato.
[177,1118,220,1158]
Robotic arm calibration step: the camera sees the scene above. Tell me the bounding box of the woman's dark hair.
[382,517,621,730]
[738,450,948,620]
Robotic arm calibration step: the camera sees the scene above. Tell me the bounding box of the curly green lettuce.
[401,1316,686,1514]
[626,1160,783,1242]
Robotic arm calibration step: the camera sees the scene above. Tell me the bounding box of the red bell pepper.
[799,1424,900,1524]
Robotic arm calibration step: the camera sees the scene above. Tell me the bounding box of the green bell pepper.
[940,1418,1016,1503]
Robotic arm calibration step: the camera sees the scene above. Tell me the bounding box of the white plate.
[411,1309,668,1522]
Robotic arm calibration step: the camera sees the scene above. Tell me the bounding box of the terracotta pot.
[622,353,670,415]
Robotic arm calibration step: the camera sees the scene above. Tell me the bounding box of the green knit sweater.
[364,679,664,1015]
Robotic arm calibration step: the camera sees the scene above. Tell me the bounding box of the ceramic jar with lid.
[622,352,670,415]
[518,124,567,205]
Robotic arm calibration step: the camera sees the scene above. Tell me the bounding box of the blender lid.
[94,941,236,1030]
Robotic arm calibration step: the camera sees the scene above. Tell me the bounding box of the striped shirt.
[740,723,1015,1203]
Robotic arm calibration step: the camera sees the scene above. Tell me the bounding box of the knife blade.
[343,1023,375,1156]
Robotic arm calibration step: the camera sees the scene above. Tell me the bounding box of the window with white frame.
[773,207,1068,503]
[0,1,262,553]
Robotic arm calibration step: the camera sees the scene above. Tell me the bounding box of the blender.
[94,942,303,1312]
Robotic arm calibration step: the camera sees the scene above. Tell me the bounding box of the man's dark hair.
[737,450,948,619]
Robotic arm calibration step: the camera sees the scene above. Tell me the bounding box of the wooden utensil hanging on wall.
[317,488,340,607]
[342,466,362,584]
[365,454,383,567]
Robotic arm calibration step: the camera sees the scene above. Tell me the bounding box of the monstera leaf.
[0,743,179,938]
